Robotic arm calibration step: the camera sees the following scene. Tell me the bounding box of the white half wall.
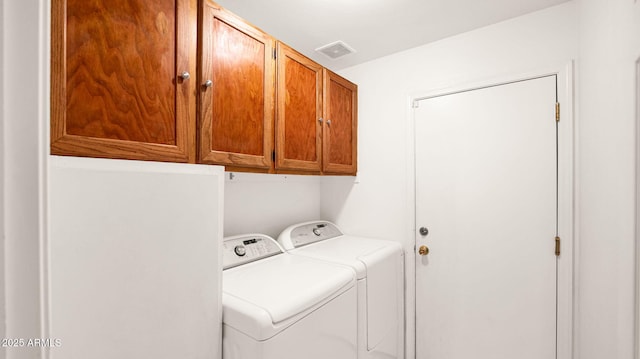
[48,158,224,359]
[322,3,578,359]
[224,172,322,239]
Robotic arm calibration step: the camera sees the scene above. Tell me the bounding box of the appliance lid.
[289,235,401,278]
[223,253,356,333]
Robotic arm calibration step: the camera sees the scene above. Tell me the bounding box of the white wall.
[3,1,48,359]
[322,3,578,358]
[576,1,640,359]
[224,172,321,239]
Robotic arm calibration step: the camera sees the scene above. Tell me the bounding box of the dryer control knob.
[234,245,246,257]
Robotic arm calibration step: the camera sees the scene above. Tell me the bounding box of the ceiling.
[214,0,570,71]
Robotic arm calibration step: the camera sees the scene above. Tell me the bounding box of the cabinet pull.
[318,118,323,124]
[203,80,213,88]
[326,119,332,127]
[179,71,190,80]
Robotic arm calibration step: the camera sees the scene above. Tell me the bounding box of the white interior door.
[414,76,558,359]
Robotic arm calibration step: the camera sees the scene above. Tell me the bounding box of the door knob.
[203,80,213,88]
[179,71,190,80]
[418,245,429,256]
[419,227,429,236]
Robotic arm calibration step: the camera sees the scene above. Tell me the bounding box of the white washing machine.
[278,221,404,359]
[222,233,358,359]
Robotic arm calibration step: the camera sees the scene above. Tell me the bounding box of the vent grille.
[315,41,356,59]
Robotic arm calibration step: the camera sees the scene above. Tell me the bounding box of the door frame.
[405,62,575,359]
[635,56,640,359]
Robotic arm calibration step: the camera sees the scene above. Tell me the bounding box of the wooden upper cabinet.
[50,0,355,174]
[51,0,197,162]
[323,69,358,175]
[199,1,275,169]
[275,42,323,173]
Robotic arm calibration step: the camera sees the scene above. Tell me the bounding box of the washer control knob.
[234,245,246,257]
[313,228,321,236]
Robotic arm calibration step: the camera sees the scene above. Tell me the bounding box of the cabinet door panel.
[323,70,357,175]
[51,0,196,162]
[199,2,275,169]
[275,42,322,172]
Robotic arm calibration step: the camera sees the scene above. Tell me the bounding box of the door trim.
[406,62,575,359]
[635,56,640,359]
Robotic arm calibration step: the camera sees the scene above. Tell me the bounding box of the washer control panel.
[223,234,283,269]
[287,221,343,248]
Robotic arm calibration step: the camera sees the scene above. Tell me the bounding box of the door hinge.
[555,102,560,122]
[273,48,277,60]
[555,236,561,256]
[272,150,276,162]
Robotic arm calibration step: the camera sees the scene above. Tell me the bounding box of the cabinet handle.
[203,80,213,88]
[180,71,190,80]
[326,119,332,127]
[318,118,323,124]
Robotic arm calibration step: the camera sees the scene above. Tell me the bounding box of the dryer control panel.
[279,221,343,249]
[223,234,283,269]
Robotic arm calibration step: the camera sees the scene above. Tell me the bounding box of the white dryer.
[222,233,358,359]
[278,221,404,359]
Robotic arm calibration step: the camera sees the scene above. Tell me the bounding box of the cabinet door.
[323,70,358,175]
[275,42,323,173]
[199,1,275,169]
[51,0,196,162]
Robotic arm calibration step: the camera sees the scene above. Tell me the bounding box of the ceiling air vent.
[315,40,356,59]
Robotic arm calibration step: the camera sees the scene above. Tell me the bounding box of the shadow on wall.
[224,172,325,238]
[320,176,359,229]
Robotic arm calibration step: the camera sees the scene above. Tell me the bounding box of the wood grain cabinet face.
[51,0,197,162]
[323,70,358,175]
[275,42,323,173]
[199,1,275,169]
[50,0,355,174]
